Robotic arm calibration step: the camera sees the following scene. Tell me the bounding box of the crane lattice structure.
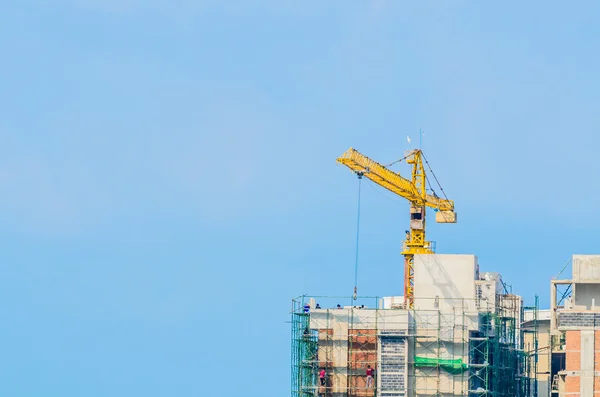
[337,148,457,308]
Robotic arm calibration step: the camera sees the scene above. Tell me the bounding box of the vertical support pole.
[550,282,557,331]
[353,173,363,301]
[534,294,539,397]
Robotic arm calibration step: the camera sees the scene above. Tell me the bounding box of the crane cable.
[353,172,363,300]
[421,152,450,202]
[388,151,449,203]
[554,257,572,280]
[385,151,413,168]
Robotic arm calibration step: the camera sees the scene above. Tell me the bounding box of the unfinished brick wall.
[565,330,581,396]
[563,330,600,396]
[315,328,378,397]
[566,331,581,372]
[565,376,580,395]
[348,329,377,397]
[596,331,600,397]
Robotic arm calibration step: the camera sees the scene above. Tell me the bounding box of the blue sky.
[1,1,600,396]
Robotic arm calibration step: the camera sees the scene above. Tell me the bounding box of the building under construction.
[291,253,540,397]
[292,147,600,396]
[547,254,600,396]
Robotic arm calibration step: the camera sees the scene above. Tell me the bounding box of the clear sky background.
[1,1,599,396]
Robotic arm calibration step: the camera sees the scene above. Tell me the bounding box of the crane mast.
[337,148,456,308]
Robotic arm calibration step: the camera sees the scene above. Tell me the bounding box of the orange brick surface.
[349,329,377,346]
[595,376,600,391]
[349,329,377,335]
[319,329,333,337]
[348,329,377,371]
[566,330,581,350]
[566,330,581,371]
[565,375,580,393]
[567,352,581,371]
[349,352,377,369]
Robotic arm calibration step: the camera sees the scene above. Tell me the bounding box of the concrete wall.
[413,254,478,311]
[412,309,477,396]
[309,308,410,332]
[574,284,600,310]
[573,255,600,283]
[412,310,479,340]
[381,296,405,309]
[524,309,551,322]
[475,280,497,309]
[480,272,504,294]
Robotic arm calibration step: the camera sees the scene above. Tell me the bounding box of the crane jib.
[336,148,454,212]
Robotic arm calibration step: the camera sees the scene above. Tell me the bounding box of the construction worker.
[366,365,374,388]
[319,368,326,386]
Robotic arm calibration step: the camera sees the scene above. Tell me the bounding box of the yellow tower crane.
[337,148,457,308]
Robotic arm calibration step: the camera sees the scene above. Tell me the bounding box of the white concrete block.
[413,254,478,311]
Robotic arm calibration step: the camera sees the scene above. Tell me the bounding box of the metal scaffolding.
[291,297,318,397]
[522,295,540,397]
[290,295,535,397]
[468,295,530,396]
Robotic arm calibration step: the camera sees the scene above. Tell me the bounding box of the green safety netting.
[414,356,468,374]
